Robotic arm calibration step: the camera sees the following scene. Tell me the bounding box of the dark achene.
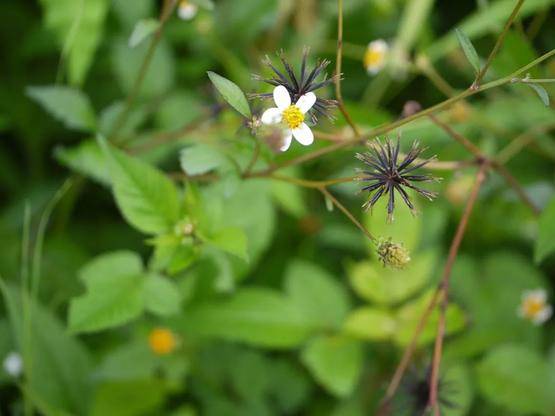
[356,138,439,221]
[251,48,338,123]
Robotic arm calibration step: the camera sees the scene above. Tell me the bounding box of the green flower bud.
[377,238,411,269]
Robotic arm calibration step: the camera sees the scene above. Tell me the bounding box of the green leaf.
[301,336,363,397]
[91,380,167,416]
[476,344,552,415]
[143,274,181,316]
[179,144,225,176]
[343,307,397,341]
[55,140,110,185]
[68,251,145,333]
[180,288,312,348]
[348,250,436,305]
[128,18,159,48]
[527,83,550,107]
[99,137,180,234]
[285,260,350,330]
[207,71,251,118]
[455,28,481,74]
[535,197,555,262]
[38,0,109,84]
[0,283,92,414]
[394,289,466,347]
[26,86,96,132]
[206,226,249,261]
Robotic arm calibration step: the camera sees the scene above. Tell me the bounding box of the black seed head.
[250,48,338,123]
[356,137,439,222]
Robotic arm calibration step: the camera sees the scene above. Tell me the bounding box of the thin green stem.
[513,78,555,84]
[471,0,525,89]
[335,0,361,137]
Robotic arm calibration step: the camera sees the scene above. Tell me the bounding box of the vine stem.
[471,0,525,89]
[109,0,177,142]
[335,0,361,137]
[252,48,555,177]
[428,163,488,414]
[377,163,488,415]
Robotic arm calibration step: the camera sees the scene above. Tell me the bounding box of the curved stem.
[428,163,488,413]
[471,0,525,89]
[110,0,177,142]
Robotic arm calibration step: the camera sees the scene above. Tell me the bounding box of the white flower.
[261,85,316,151]
[518,289,553,325]
[177,0,198,21]
[364,39,389,75]
[3,351,23,377]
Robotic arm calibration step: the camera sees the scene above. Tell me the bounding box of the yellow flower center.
[364,49,385,69]
[282,105,304,129]
[522,298,545,319]
[148,328,177,355]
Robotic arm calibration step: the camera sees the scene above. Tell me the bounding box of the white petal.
[178,3,198,20]
[273,85,291,110]
[292,123,314,146]
[280,131,293,152]
[368,39,389,53]
[295,92,317,114]
[261,108,282,125]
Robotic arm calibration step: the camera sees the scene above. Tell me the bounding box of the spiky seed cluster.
[377,238,411,268]
[356,138,439,222]
[251,49,338,123]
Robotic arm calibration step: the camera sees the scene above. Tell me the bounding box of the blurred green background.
[1,0,555,415]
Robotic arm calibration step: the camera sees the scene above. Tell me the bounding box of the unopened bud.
[377,238,411,268]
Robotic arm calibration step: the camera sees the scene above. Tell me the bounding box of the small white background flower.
[364,39,389,75]
[3,351,23,377]
[261,85,316,151]
[178,0,198,20]
[518,289,553,325]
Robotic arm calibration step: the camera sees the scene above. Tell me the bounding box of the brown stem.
[428,163,488,413]
[110,0,177,142]
[471,0,525,89]
[335,0,361,137]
